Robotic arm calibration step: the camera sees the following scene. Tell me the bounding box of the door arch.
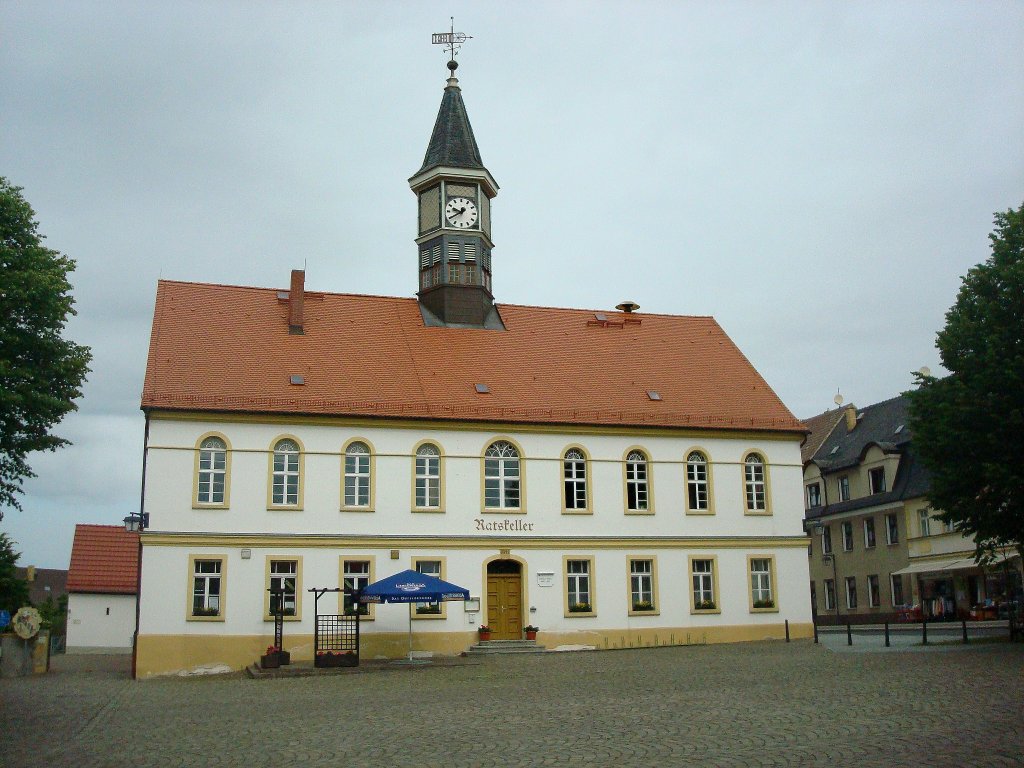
[485,559,523,640]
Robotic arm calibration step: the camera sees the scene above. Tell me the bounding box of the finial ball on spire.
[447,59,458,72]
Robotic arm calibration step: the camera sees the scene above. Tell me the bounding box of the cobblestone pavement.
[3,641,1022,768]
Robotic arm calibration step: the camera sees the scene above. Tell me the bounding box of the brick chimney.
[288,269,304,335]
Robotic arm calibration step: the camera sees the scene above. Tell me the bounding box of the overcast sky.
[2,2,1022,569]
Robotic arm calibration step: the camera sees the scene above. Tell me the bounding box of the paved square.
[3,640,1022,767]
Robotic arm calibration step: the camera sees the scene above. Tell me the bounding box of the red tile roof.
[142,280,804,434]
[799,408,849,463]
[66,525,139,595]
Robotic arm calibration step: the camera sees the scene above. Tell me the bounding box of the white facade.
[66,593,137,653]
[136,413,812,676]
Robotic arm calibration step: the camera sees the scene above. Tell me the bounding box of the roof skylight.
[289,375,305,385]
[475,383,490,394]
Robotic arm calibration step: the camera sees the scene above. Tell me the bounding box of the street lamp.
[123,512,149,533]
[124,511,148,678]
[813,522,841,626]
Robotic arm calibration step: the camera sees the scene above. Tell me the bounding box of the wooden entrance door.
[486,565,522,640]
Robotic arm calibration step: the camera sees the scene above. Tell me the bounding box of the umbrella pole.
[407,603,414,662]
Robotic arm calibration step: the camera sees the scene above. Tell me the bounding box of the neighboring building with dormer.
[803,395,1022,622]
[134,63,814,677]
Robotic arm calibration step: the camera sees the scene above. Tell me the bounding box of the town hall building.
[134,61,812,677]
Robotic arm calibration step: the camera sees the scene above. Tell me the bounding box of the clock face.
[445,197,478,229]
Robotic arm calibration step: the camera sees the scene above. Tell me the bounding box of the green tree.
[907,202,1024,562]
[37,592,68,635]
[0,531,30,613]
[0,177,91,517]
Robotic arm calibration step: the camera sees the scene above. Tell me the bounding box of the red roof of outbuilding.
[142,280,804,434]
[66,525,139,595]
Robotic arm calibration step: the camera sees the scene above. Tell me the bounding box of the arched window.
[272,439,300,506]
[744,453,767,512]
[197,436,227,505]
[415,443,441,509]
[686,451,709,512]
[625,450,649,511]
[344,442,371,508]
[563,448,587,511]
[484,441,520,509]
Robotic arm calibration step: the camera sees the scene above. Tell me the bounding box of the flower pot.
[315,652,358,668]
[525,630,537,641]
[277,650,291,666]
[478,631,491,642]
[260,653,280,670]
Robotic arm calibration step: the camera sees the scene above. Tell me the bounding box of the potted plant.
[315,650,358,668]
[523,625,539,640]
[752,599,775,609]
[260,645,281,669]
[632,600,655,612]
[477,624,492,641]
[568,602,592,613]
[695,599,717,611]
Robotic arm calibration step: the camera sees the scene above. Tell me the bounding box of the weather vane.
[432,17,472,73]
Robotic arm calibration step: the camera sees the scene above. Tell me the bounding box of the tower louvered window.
[447,242,460,261]
[464,243,477,262]
[420,249,430,268]
[431,245,441,264]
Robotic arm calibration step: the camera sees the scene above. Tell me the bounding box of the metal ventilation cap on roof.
[290,375,305,385]
[616,301,640,314]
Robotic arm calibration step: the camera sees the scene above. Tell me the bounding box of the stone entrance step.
[466,639,547,655]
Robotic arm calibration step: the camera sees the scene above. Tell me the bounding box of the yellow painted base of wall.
[135,622,814,678]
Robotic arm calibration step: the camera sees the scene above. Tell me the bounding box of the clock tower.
[410,61,501,328]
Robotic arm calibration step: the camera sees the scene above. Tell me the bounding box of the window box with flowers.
[260,645,282,669]
[632,600,655,612]
[315,650,358,668]
[568,602,593,615]
[752,598,777,612]
[694,599,717,612]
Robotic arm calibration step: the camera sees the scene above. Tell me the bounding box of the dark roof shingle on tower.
[416,76,485,174]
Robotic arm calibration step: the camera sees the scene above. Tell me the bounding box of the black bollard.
[962,619,968,644]
[847,622,853,646]
[785,619,790,642]
[884,622,890,647]
[813,620,819,644]
[922,620,928,645]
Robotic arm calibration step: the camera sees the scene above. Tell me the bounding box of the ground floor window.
[690,557,718,611]
[565,558,593,614]
[867,574,880,608]
[749,557,775,609]
[413,558,445,617]
[890,574,905,606]
[824,578,835,611]
[629,558,656,613]
[267,559,299,617]
[342,559,372,616]
[190,557,224,619]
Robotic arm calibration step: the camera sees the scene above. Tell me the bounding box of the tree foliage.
[0,177,91,517]
[0,531,30,613]
[907,203,1024,561]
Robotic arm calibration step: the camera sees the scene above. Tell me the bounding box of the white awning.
[892,552,1018,576]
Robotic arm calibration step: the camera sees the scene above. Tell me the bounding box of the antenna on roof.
[432,17,472,75]
[833,390,844,407]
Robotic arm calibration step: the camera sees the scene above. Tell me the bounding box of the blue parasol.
[357,569,470,662]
